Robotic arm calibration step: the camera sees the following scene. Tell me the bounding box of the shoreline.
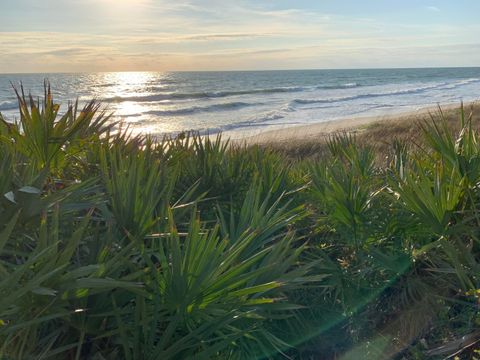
[235,100,479,145]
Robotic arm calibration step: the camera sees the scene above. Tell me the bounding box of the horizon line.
[1,65,480,76]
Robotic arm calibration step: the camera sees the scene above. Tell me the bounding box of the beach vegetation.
[0,85,479,359]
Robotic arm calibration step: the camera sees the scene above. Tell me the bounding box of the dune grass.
[0,85,479,359]
[265,103,480,163]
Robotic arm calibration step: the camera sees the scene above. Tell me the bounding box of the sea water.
[1,68,479,138]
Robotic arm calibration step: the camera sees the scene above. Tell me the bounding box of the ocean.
[1,68,479,138]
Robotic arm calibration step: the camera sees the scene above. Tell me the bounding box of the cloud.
[426,6,440,12]
[3,29,479,73]
[0,1,478,72]
[180,33,273,41]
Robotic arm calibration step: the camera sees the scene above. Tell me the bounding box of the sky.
[1,0,480,73]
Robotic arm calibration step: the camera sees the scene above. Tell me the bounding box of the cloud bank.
[0,0,478,72]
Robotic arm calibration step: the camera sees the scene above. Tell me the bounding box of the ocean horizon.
[1,67,479,138]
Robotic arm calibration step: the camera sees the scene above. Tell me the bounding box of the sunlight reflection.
[100,72,179,136]
[105,72,155,124]
[106,72,155,95]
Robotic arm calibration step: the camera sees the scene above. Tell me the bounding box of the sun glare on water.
[103,72,176,136]
[105,71,153,115]
[107,72,153,89]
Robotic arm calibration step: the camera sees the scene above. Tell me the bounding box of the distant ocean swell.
[290,79,480,106]
[104,83,362,103]
[102,78,480,108]
[142,101,257,116]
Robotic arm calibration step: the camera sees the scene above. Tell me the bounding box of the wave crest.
[142,101,256,116]
[290,83,448,106]
[103,83,363,103]
[0,100,17,111]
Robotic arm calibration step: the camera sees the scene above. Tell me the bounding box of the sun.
[97,0,151,14]
[99,0,150,5]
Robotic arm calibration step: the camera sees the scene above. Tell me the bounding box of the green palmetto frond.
[2,82,114,172]
[111,197,319,359]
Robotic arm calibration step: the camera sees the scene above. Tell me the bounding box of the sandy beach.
[240,101,478,145]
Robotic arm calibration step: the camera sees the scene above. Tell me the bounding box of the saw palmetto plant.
[0,85,479,359]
